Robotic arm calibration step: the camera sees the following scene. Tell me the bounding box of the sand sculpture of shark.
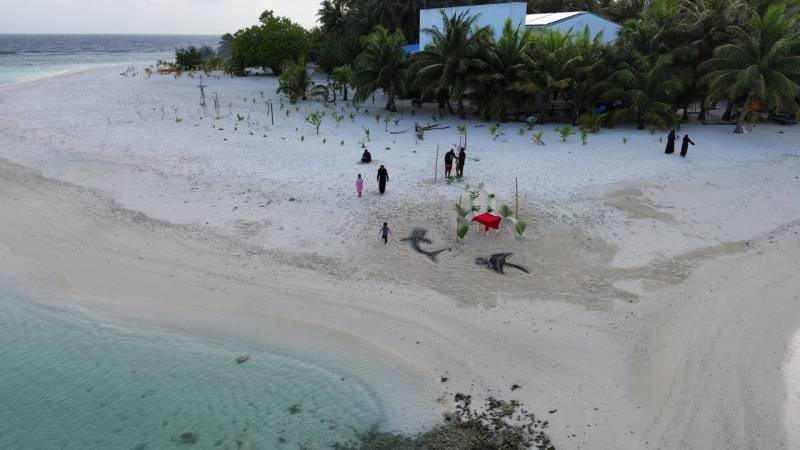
[475,253,529,274]
[401,229,451,262]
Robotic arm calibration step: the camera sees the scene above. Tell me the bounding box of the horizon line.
[0,32,224,36]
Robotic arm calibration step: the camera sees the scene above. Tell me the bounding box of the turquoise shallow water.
[0,294,386,449]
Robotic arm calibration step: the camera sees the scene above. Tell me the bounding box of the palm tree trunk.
[681,103,689,122]
[386,87,396,112]
[734,90,754,134]
[722,102,734,121]
[698,102,707,121]
[343,85,348,102]
[458,99,465,119]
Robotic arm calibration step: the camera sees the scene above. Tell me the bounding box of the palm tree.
[217,33,234,59]
[352,26,410,111]
[601,54,683,129]
[700,4,800,133]
[332,64,353,101]
[677,0,745,121]
[277,58,327,103]
[570,27,609,124]
[317,0,351,33]
[469,20,533,121]
[411,11,491,118]
[529,29,579,121]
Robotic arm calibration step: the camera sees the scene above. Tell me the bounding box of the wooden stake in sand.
[197,76,207,110]
[515,177,519,217]
[434,145,440,184]
[270,102,274,126]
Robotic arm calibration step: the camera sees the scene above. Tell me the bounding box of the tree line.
[180,0,800,133]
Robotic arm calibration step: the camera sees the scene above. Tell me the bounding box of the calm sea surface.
[0,293,387,449]
[0,34,219,86]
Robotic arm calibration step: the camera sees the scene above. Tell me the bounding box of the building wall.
[539,14,620,44]
[419,2,527,48]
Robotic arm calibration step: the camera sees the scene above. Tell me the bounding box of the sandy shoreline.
[2,65,800,448]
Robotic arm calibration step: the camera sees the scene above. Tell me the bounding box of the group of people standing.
[444,146,466,178]
[664,128,695,157]
[356,144,467,199]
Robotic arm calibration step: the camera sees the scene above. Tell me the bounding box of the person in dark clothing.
[456,147,466,177]
[377,165,389,194]
[680,135,694,158]
[665,128,676,154]
[444,148,456,178]
[380,222,391,244]
[361,149,372,163]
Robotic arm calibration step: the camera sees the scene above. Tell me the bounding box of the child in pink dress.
[355,174,364,197]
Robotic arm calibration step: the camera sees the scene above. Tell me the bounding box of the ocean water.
[0,34,219,86]
[0,293,388,449]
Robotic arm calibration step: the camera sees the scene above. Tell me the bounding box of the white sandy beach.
[1,65,800,449]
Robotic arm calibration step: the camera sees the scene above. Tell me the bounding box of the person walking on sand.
[680,134,695,158]
[444,148,456,178]
[355,174,364,198]
[377,165,389,194]
[456,146,466,177]
[380,222,391,244]
[664,128,676,154]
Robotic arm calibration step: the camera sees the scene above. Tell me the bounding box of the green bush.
[229,10,309,75]
[457,224,469,239]
[515,220,527,235]
[175,45,215,70]
[577,112,603,133]
[454,204,469,218]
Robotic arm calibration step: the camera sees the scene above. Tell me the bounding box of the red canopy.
[471,212,502,230]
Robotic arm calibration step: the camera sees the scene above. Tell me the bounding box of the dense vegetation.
[173,45,225,72]
[190,0,800,133]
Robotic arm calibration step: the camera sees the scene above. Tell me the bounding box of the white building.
[525,11,620,44]
[419,2,528,49]
[416,3,620,50]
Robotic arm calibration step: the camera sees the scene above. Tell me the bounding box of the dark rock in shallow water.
[440,377,448,383]
[235,354,250,364]
[175,432,198,445]
[511,384,522,391]
[288,403,302,415]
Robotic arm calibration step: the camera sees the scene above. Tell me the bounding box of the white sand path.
[2,65,800,448]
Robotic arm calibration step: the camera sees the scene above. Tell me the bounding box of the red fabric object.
[471,212,502,230]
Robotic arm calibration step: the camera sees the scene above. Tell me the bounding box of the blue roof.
[402,43,420,54]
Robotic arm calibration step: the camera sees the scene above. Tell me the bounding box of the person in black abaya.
[377,165,389,194]
[680,135,695,158]
[456,146,466,177]
[665,128,676,154]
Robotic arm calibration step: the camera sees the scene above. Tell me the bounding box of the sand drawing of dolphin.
[401,229,451,262]
[475,253,529,274]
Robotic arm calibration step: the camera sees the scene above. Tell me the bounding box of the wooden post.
[434,145,439,184]
[515,177,519,217]
[270,102,274,126]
